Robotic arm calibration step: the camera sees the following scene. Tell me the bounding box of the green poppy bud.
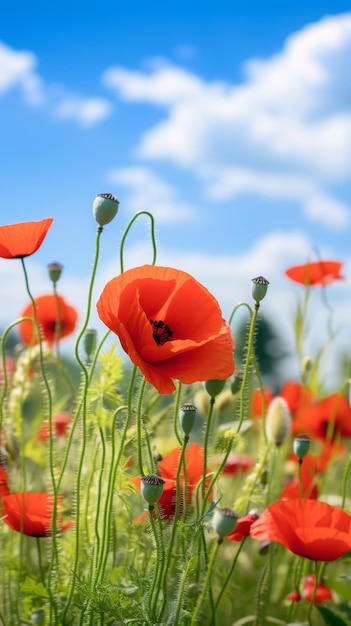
[212,507,239,540]
[47,262,63,284]
[252,276,269,303]
[231,373,243,395]
[93,193,119,226]
[293,433,311,460]
[84,328,97,361]
[266,397,291,447]
[140,474,165,506]
[204,378,226,398]
[179,403,197,436]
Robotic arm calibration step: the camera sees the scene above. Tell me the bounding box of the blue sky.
[1,1,351,382]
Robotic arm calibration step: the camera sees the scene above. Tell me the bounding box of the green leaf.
[21,577,49,599]
[316,605,351,626]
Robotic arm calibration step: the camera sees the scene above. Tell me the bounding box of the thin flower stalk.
[119,211,157,273]
[190,539,221,626]
[62,224,103,618]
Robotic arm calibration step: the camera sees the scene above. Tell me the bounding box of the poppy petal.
[0,219,53,259]
[285,261,343,286]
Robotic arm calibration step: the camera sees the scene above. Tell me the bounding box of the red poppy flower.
[250,387,274,418]
[286,591,301,602]
[37,412,73,441]
[132,443,211,521]
[291,392,351,440]
[1,492,73,537]
[279,381,314,414]
[250,499,351,561]
[285,260,343,286]
[0,466,10,497]
[19,295,78,345]
[97,265,235,394]
[227,511,259,542]
[158,442,211,502]
[0,219,53,259]
[302,575,333,603]
[280,473,318,500]
[221,453,254,475]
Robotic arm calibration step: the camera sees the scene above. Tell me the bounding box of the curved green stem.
[62,225,103,618]
[119,211,157,273]
[190,539,221,626]
[212,538,246,621]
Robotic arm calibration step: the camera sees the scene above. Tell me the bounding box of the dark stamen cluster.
[150,320,173,345]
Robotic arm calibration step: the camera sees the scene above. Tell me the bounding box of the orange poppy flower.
[285,260,343,286]
[287,576,333,604]
[37,412,73,441]
[302,575,333,603]
[291,392,351,440]
[0,466,10,497]
[132,443,211,521]
[0,219,53,259]
[250,387,274,418]
[1,491,72,537]
[250,499,351,561]
[97,265,235,394]
[227,511,259,542]
[279,381,314,414]
[19,294,78,345]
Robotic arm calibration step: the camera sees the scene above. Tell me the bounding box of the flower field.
[0,195,350,626]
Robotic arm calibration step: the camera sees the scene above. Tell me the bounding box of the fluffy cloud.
[54,95,113,126]
[0,41,44,105]
[103,13,351,229]
[0,40,112,125]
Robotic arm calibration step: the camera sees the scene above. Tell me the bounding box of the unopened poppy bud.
[266,397,291,446]
[84,329,97,360]
[293,434,311,460]
[252,276,269,303]
[179,403,197,436]
[140,474,165,506]
[212,507,239,541]
[231,373,243,395]
[47,262,63,284]
[93,193,119,226]
[204,378,226,398]
[259,540,271,555]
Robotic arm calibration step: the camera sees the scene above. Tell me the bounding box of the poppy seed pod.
[293,433,311,460]
[266,397,291,446]
[179,403,197,436]
[47,262,63,284]
[93,193,119,226]
[140,474,165,506]
[204,378,226,398]
[252,276,269,303]
[212,507,239,539]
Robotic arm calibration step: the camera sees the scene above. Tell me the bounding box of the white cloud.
[54,95,113,126]
[0,40,112,126]
[107,166,196,222]
[0,41,44,105]
[103,13,351,229]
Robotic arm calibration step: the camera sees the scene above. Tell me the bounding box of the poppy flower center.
[149,320,173,345]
